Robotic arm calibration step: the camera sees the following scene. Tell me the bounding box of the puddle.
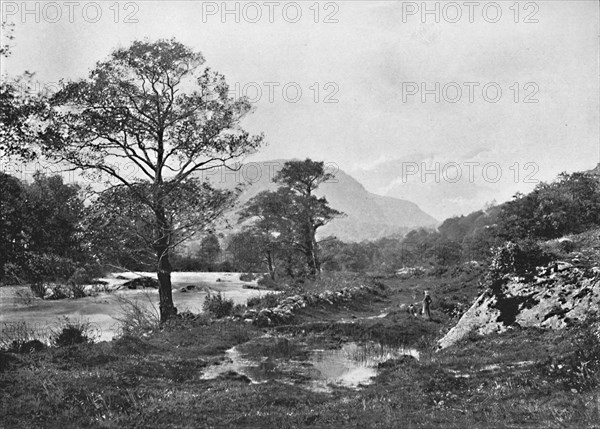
[202,340,419,392]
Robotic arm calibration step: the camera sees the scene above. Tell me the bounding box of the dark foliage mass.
[0,171,96,284]
[315,170,600,276]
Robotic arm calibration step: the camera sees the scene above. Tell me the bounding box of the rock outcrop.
[438,264,600,349]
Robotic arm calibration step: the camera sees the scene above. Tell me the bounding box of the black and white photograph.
[1,1,599,427]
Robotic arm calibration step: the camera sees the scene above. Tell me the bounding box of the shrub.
[29,282,46,299]
[257,275,280,289]
[9,339,46,353]
[113,294,160,337]
[51,317,97,347]
[240,272,258,282]
[67,267,98,285]
[246,293,280,309]
[68,283,87,299]
[0,321,48,351]
[246,296,261,307]
[18,252,76,284]
[488,239,554,284]
[202,293,234,318]
[557,239,577,254]
[232,304,246,317]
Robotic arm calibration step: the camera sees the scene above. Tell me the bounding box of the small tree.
[237,188,300,279]
[42,39,263,321]
[198,233,221,269]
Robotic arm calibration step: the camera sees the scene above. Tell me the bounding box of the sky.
[1,1,599,220]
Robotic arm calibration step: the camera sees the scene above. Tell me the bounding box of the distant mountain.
[202,160,437,242]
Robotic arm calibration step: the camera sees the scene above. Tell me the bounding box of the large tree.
[273,159,343,275]
[41,39,263,321]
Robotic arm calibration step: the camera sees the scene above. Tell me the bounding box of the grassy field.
[1,271,599,428]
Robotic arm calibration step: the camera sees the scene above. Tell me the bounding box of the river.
[0,272,270,342]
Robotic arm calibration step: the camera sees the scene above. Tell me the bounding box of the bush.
[67,267,99,285]
[240,272,258,282]
[68,283,87,298]
[246,293,280,309]
[202,293,234,318]
[9,339,46,354]
[488,239,554,284]
[29,282,46,299]
[113,294,160,337]
[232,304,246,317]
[557,239,577,254]
[51,317,97,347]
[18,252,77,284]
[257,275,284,290]
[0,321,48,351]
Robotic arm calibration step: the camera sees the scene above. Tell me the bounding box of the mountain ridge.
[204,159,438,242]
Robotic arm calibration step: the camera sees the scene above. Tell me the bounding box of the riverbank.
[1,272,599,428]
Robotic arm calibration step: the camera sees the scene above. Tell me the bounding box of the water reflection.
[202,341,419,392]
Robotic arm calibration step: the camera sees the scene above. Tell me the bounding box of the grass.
[2,271,599,428]
[112,293,161,337]
[3,324,598,428]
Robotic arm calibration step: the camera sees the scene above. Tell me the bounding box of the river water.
[0,272,269,342]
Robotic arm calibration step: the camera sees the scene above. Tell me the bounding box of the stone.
[122,277,159,289]
[438,264,600,349]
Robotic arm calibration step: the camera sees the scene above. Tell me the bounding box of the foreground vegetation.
[2,271,598,428]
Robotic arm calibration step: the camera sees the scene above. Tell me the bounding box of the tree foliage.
[40,39,263,321]
[236,159,343,280]
[0,22,46,161]
[498,172,600,240]
[0,172,87,283]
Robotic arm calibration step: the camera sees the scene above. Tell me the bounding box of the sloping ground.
[439,263,600,349]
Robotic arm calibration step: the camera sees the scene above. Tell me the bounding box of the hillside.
[202,160,438,242]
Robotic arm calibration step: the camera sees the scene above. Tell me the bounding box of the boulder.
[438,266,600,349]
[122,277,159,290]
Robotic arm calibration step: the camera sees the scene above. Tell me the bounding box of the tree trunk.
[154,206,177,323]
[266,250,276,280]
[311,235,321,274]
[305,213,320,276]
[156,246,177,322]
[305,231,320,276]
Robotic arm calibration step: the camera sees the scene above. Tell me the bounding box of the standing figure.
[422,290,432,320]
